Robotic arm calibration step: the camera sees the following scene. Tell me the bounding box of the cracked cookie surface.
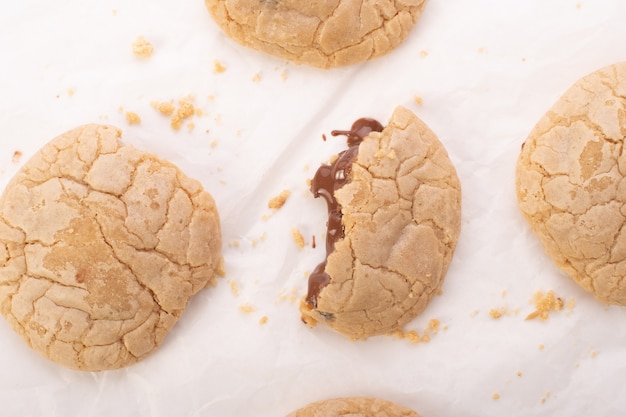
[300,106,461,339]
[0,124,222,371]
[516,62,626,305]
[204,0,427,69]
[286,397,420,417]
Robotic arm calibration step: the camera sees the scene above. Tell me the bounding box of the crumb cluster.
[392,319,442,344]
[151,97,201,131]
[525,290,566,321]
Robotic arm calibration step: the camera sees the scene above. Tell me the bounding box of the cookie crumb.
[492,393,500,400]
[125,111,141,125]
[394,319,441,344]
[112,9,118,15]
[238,304,256,313]
[413,95,423,106]
[489,309,503,319]
[268,190,291,209]
[477,47,486,54]
[229,280,240,297]
[67,88,75,97]
[312,235,317,249]
[419,50,429,57]
[214,60,227,73]
[216,257,226,277]
[252,73,262,82]
[151,100,175,116]
[171,99,195,131]
[259,316,268,325]
[12,150,22,164]
[291,228,305,248]
[429,319,440,332]
[525,290,565,321]
[538,344,545,351]
[281,70,288,81]
[405,330,421,343]
[132,36,154,58]
[517,371,523,377]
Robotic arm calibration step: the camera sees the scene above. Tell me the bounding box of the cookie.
[286,397,420,417]
[516,62,626,305]
[204,0,428,69]
[0,124,222,370]
[300,106,461,339]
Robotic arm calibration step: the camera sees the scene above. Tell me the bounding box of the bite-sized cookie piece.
[517,62,626,305]
[300,106,461,339]
[204,0,428,69]
[0,124,222,371]
[286,397,421,417]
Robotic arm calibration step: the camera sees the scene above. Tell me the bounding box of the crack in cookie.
[0,124,222,371]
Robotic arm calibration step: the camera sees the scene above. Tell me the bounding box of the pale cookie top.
[0,124,222,371]
[516,62,626,306]
[301,106,462,339]
[204,0,427,69]
[286,397,420,417]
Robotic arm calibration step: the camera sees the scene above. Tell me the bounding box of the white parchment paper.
[1,1,626,416]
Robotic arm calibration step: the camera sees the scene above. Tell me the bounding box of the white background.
[1,1,626,416]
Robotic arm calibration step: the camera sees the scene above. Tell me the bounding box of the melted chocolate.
[306,118,384,309]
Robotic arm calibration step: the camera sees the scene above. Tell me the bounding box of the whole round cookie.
[0,124,222,371]
[516,62,626,305]
[286,397,421,417]
[204,0,428,69]
[301,106,461,339]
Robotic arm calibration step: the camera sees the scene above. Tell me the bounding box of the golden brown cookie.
[516,62,626,306]
[301,106,461,339]
[0,124,222,371]
[286,397,421,417]
[204,0,428,69]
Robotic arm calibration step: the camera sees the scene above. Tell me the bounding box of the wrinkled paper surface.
[1,1,626,416]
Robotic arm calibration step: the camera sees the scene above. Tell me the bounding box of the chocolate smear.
[306,118,384,309]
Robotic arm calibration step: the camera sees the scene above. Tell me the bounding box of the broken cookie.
[516,62,626,305]
[286,397,421,417]
[203,0,428,69]
[300,106,461,339]
[0,124,222,371]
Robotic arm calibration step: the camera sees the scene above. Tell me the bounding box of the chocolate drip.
[306,118,384,309]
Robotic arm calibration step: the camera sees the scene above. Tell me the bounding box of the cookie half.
[301,106,461,339]
[0,124,222,370]
[516,62,626,305]
[204,0,428,69]
[286,397,421,417]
